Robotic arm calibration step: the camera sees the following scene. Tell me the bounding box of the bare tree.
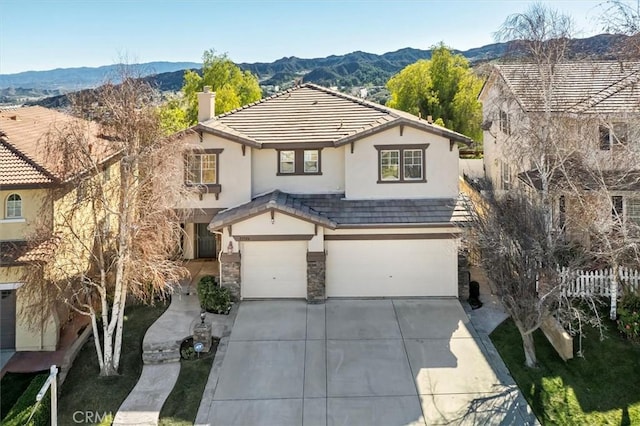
[599,0,640,58]
[21,69,193,376]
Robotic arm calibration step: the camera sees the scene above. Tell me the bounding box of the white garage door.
[241,241,307,299]
[326,239,457,297]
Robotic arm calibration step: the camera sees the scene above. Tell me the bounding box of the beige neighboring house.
[177,83,472,301]
[0,106,118,351]
[480,61,640,232]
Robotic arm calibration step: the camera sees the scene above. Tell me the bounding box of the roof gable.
[196,83,473,147]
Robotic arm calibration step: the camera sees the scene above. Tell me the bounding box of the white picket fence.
[559,266,640,298]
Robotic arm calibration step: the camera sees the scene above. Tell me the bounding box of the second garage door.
[325,239,457,298]
[241,241,307,299]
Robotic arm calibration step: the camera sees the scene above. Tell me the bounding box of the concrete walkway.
[113,260,229,426]
[196,298,537,426]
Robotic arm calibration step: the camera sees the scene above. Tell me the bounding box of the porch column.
[220,253,241,301]
[307,251,326,303]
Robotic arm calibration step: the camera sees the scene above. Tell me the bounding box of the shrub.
[197,275,231,314]
[617,292,640,341]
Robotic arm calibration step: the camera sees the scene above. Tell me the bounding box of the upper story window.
[277,149,321,175]
[628,198,640,226]
[612,195,640,226]
[600,123,628,150]
[6,194,22,218]
[375,144,428,183]
[499,109,511,135]
[185,150,222,186]
[500,160,511,190]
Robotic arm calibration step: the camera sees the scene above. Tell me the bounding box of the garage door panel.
[241,241,307,299]
[326,240,457,298]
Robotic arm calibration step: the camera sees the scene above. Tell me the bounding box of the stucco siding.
[180,133,252,209]
[344,126,459,199]
[232,211,316,237]
[251,146,345,196]
[0,189,48,240]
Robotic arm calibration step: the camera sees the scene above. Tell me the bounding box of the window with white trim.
[499,109,511,135]
[627,198,640,225]
[6,194,22,218]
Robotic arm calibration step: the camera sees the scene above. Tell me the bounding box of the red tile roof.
[0,106,116,186]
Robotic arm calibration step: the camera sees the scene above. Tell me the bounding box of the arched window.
[6,194,22,218]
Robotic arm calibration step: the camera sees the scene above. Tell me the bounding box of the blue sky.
[0,0,606,74]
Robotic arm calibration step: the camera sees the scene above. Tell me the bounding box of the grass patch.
[1,371,42,420]
[491,318,640,425]
[159,339,218,426]
[58,301,168,425]
[1,372,50,425]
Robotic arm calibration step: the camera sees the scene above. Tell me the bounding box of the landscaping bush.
[2,373,50,426]
[197,275,231,314]
[617,292,640,341]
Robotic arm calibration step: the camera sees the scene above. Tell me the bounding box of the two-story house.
[480,61,640,235]
[177,84,472,302]
[0,106,118,352]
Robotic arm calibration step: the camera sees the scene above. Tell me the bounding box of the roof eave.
[194,123,262,148]
[334,118,473,147]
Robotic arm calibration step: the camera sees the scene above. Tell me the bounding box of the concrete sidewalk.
[114,260,229,426]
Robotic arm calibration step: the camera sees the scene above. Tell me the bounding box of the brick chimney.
[197,86,216,122]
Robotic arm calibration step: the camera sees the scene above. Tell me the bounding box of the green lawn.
[58,301,168,425]
[1,371,42,419]
[491,318,640,425]
[158,341,217,426]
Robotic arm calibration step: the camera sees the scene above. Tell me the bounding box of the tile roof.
[0,106,116,186]
[209,190,468,230]
[196,83,473,146]
[494,61,640,114]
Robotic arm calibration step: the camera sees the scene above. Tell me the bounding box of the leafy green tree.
[160,50,262,131]
[183,50,262,123]
[386,44,483,141]
[158,97,190,135]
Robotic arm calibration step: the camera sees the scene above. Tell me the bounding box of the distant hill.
[5,33,629,108]
[0,61,201,91]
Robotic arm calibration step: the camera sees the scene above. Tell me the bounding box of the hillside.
[0,61,201,91]
[4,33,628,108]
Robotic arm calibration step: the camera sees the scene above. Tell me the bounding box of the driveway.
[196,299,534,426]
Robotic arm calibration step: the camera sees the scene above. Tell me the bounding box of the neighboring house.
[0,106,118,351]
[177,84,472,301]
[480,61,640,234]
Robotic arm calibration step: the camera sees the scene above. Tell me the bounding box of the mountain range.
[0,33,628,107]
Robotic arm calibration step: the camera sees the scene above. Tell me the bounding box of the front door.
[196,224,216,258]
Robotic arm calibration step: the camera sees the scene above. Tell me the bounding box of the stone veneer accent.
[220,252,241,301]
[307,251,326,303]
